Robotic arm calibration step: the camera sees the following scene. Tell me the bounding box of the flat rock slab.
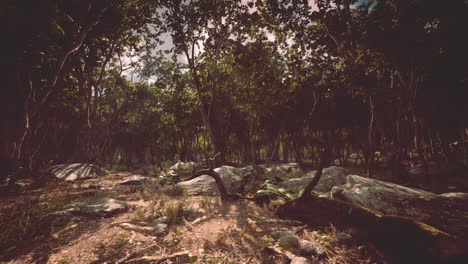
[331,175,468,237]
[49,163,107,181]
[119,175,155,185]
[61,198,129,218]
[281,166,349,193]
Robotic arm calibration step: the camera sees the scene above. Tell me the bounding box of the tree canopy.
[0,0,467,187]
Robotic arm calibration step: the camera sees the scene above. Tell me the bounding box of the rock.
[332,232,353,246]
[277,194,468,264]
[440,192,468,201]
[155,216,170,224]
[236,165,264,192]
[170,161,195,174]
[331,175,468,237]
[182,208,200,221]
[281,166,349,193]
[49,163,107,181]
[144,211,156,222]
[290,256,309,264]
[174,166,256,196]
[81,189,98,197]
[299,240,326,257]
[271,231,299,250]
[263,163,305,179]
[358,245,367,255]
[61,198,129,218]
[160,160,172,169]
[119,175,154,185]
[408,161,443,178]
[407,162,468,192]
[152,223,168,236]
[87,184,102,189]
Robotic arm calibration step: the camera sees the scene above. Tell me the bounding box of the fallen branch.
[116,244,161,264]
[125,251,190,263]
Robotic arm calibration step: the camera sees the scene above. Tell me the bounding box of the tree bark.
[300,136,330,200]
[367,94,375,178]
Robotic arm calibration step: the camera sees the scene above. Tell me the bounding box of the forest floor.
[0,171,393,264]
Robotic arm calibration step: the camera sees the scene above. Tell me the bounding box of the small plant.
[116,232,129,247]
[200,197,221,209]
[163,201,186,225]
[162,185,187,198]
[57,256,70,264]
[262,236,274,246]
[138,182,162,201]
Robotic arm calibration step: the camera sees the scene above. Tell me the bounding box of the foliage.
[0,0,466,190]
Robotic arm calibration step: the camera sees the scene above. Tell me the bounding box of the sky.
[122,0,320,82]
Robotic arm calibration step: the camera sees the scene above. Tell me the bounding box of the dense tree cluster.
[1,0,467,187]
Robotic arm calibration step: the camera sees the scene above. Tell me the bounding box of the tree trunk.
[300,137,330,200]
[367,94,376,177]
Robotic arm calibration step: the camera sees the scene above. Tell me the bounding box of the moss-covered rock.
[277,196,467,264]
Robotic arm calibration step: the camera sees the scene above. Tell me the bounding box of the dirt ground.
[0,172,390,264]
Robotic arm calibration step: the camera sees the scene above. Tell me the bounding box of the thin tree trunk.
[367,94,375,177]
[300,137,329,200]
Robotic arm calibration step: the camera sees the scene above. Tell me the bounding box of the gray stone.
[440,192,468,201]
[270,231,299,250]
[170,161,195,173]
[182,208,200,220]
[144,211,156,222]
[174,166,256,196]
[61,198,129,218]
[152,223,169,236]
[290,256,309,264]
[330,175,468,237]
[49,163,107,181]
[119,175,154,185]
[81,189,98,197]
[281,166,349,193]
[155,216,170,224]
[263,163,305,179]
[300,240,326,257]
[332,232,353,246]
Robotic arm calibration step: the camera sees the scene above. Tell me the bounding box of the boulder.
[331,175,468,237]
[60,198,129,218]
[263,163,305,179]
[174,166,256,196]
[281,166,349,193]
[49,163,107,181]
[169,161,195,173]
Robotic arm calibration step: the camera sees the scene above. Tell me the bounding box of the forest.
[0,0,467,263]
